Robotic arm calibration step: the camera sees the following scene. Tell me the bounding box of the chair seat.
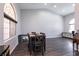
[73,37,79,43]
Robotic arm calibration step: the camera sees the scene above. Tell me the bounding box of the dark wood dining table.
[27,32,46,55]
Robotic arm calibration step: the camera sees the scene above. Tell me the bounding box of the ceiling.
[17,3,75,16]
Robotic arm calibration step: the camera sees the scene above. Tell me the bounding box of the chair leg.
[73,42,74,55]
[73,43,74,51]
[73,42,74,50]
[29,50,32,56]
[42,47,44,56]
[29,47,32,56]
[76,43,78,52]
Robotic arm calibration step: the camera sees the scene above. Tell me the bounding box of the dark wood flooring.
[11,37,79,56]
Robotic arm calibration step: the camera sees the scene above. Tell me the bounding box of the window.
[69,18,75,33]
[4,3,17,40]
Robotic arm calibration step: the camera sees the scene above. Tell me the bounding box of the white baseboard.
[46,36,61,39]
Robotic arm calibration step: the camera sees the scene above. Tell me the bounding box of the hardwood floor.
[11,37,79,56]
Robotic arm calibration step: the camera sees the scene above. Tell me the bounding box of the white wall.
[75,4,79,31]
[63,13,74,32]
[0,3,4,45]
[21,9,64,38]
[0,3,21,54]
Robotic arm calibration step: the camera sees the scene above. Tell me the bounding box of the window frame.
[69,18,75,33]
[4,13,17,23]
[4,3,17,40]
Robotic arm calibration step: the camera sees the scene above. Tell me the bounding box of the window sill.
[4,35,17,43]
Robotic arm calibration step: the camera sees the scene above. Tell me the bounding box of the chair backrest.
[72,31,75,36]
[27,33,35,43]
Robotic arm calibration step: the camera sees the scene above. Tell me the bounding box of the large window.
[69,18,75,33]
[4,3,17,40]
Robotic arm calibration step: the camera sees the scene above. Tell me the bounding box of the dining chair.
[27,32,46,56]
[32,34,45,56]
[72,32,79,55]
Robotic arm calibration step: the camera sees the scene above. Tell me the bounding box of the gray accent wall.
[21,9,64,38]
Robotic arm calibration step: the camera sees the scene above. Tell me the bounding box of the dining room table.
[27,32,46,55]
